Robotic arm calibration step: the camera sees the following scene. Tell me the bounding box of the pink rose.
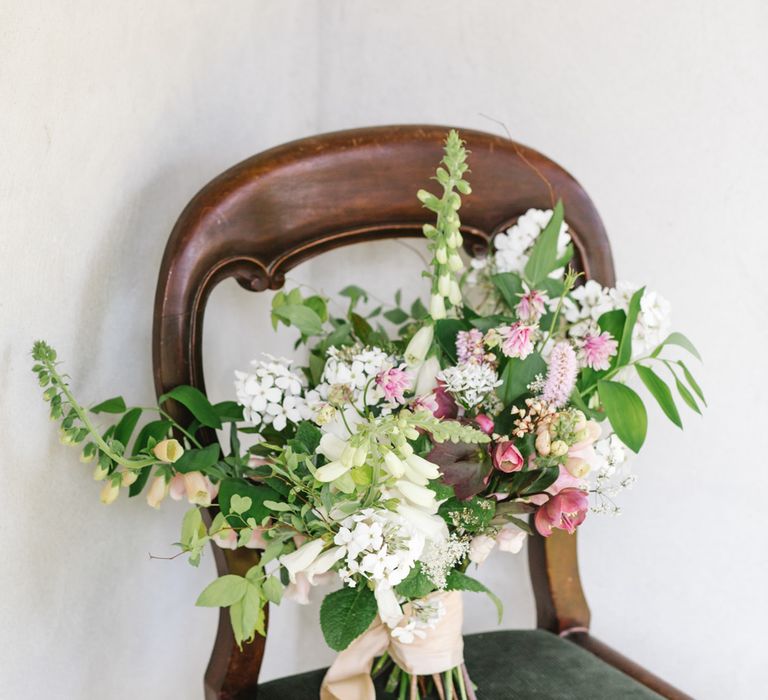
[534,488,589,537]
[491,440,524,473]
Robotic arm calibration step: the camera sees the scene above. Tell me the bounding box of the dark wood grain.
[152,124,683,699]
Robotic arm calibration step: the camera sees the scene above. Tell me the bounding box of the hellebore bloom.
[534,488,589,536]
[492,440,524,473]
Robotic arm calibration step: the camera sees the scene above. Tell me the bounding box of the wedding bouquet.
[32,131,704,699]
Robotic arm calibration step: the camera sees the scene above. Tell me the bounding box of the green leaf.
[635,365,682,428]
[524,199,564,286]
[395,563,436,598]
[445,571,503,623]
[272,304,324,337]
[340,285,369,307]
[172,443,221,473]
[597,309,626,346]
[295,421,322,454]
[320,585,378,651]
[350,312,375,344]
[196,575,248,607]
[160,385,222,429]
[241,581,266,639]
[383,308,409,324]
[616,287,644,367]
[410,298,428,320]
[90,396,127,414]
[213,401,244,422]
[218,479,280,526]
[597,380,648,453]
[305,295,329,322]
[664,361,701,415]
[652,332,702,361]
[438,496,496,533]
[263,575,284,604]
[128,419,172,496]
[490,272,524,311]
[435,319,469,364]
[678,360,706,406]
[229,494,252,515]
[114,408,142,449]
[498,353,547,405]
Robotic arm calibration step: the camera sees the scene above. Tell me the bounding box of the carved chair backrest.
[152,125,615,699]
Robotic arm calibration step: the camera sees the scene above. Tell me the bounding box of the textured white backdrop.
[2,2,766,698]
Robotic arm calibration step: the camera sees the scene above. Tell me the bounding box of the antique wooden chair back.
[152,125,672,700]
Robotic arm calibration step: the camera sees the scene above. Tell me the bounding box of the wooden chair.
[153,125,690,700]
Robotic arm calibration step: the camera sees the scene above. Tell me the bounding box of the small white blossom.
[420,535,470,590]
[437,362,502,408]
[390,598,446,644]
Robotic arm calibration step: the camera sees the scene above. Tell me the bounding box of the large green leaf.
[445,570,503,623]
[651,332,702,361]
[498,353,547,405]
[597,380,648,453]
[524,199,564,286]
[160,385,222,429]
[664,361,701,415]
[114,408,142,449]
[395,563,435,598]
[490,272,524,311]
[678,360,706,406]
[635,365,682,428]
[218,478,280,526]
[90,396,126,414]
[128,419,172,497]
[320,585,378,651]
[616,287,644,367]
[196,575,248,607]
[172,443,221,474]
[272,304,324,336]
[435,319,469,364]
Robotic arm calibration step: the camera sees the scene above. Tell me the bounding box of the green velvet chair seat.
[258,629,662,699]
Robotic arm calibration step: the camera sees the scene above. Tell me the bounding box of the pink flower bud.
[491,440,524,473]
[474,414,495,434]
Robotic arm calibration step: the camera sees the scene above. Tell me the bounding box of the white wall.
[2,2,766,698]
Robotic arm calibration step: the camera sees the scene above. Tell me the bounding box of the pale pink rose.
[534,488,589,536]
[468,534,496,563]
[375,365,413,404]
[516,289,548,323]
[580,331,618,371]
[500,323,535,359]
[496,524,527,553]
[474,413,495,434]
[492,440,524,473]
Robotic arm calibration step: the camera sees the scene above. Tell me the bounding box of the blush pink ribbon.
[320,591,465,700]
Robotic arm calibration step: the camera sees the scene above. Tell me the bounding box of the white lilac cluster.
[390,598,447,644]
[564,280,672,356]
[334,508,424,589]
[234,355,312,431]
[311,345,392,410]
[437,362,502,409]
[419,534,470,590]
[469,208,571,281]
[590,434,637,514]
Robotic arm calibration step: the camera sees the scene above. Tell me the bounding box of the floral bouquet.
[32,131,704,699]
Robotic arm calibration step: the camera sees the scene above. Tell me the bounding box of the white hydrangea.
[334,508,424,588]
[437,362,502,408]
[234,355,311,431]
[493,208,571,278]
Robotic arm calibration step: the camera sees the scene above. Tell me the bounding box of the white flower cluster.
[471,208,571,279]
[564,280,672,356]
[390,598,446,644]
[437,362,502,408]
[234,355,311,431]
[419,535,470,590]
[590,434,637,514]
[312,345,392,409]
[334,508,424,589]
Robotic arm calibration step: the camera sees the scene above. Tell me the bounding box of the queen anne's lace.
[437,362,501,409]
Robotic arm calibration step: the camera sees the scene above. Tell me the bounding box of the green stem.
[455,666,467,700]
[139,406,203,448]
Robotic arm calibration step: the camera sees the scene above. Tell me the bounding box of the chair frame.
[152,124,689,700]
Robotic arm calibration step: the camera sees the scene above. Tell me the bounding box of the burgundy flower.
[428,440,491,500]
[432,383,459,419]
[491,440,524,473]
[534,488,589,537]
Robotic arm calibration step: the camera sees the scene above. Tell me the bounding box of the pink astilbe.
[455,329,485,364]
[375,365,412,404]
[541,341,578,408]
[516,288,548,323]
[580,331,618,371]
[500,323,535,359]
